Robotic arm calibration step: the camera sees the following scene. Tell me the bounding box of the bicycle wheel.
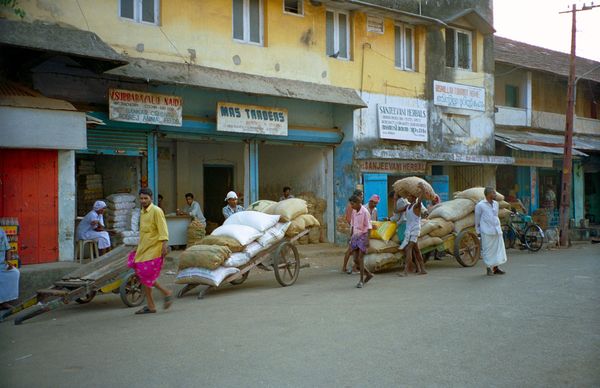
[524,224,544,252]
[501,224,516,249]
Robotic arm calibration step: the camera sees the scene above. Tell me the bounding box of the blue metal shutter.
[82,128,148,156]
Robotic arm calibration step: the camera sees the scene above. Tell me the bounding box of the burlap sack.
[367,239,400,254]
[499,200,511,209]
[308,227,321,244]
[198,235,244,252]
[247,200,278,213]
[420,218,444,236]
[364,252,403,272]
[267,198,308,222]
[429,219,454,238]
[178,245,231,271]
[454,187,505,203]
[297,214,320,227]
[453,213,475,233]
[187,220,206,247]
[392,177,436,201]
[285,216,306,237]
[499,208,512,223]
[417,236,443,250]
[428,199,475,221]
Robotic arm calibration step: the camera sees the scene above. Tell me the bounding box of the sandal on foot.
[163,295,173,310]
[356,282,364,288]
[135,306,156,315]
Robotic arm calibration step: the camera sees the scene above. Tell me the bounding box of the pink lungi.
[127,251,164,287]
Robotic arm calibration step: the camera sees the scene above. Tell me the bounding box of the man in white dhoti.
[76,200,111,255]
[0,227,19,309]
[475,187,507,276]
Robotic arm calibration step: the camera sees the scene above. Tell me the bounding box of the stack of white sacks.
[176,198,319,287]
[104,193,140,246]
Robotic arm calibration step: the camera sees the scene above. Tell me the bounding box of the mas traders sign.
[377,102,428,142]
[109,89,182,126]
[217,102,288,136]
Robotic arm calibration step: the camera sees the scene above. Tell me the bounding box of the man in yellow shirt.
[127,188,173,314]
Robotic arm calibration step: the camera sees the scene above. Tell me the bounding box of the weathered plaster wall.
[58,150,75,261]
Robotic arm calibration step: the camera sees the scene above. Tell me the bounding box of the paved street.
[1,244,599,387]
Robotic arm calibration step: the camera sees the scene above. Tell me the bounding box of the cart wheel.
[230,271,249,285]
[75,291,97,304]
[119,273,145,307]
[273,241,300,287]
[454,230,480,267]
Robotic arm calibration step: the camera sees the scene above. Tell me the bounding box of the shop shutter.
[83,128,148,156]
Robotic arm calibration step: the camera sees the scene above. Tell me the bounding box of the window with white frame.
[233,0,263,45]
[120,0,159,25]
[326,9,350,60]
[445,27,472,70]
[284,0,303,15]
[394,23,415,71]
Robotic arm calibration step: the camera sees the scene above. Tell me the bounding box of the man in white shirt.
[475,187,507,276]
[177,193,206,225]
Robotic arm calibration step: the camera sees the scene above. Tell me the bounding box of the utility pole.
[558,2,599,247]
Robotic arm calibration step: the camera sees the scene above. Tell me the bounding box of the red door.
[0,149,59,264]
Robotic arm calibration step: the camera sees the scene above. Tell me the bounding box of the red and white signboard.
[109,89,183,126]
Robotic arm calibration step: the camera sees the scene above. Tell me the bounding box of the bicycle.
[501,211,544,252]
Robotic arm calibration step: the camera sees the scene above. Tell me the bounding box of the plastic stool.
[76,239,99,262]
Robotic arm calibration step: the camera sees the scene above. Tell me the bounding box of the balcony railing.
[495,106,600,135]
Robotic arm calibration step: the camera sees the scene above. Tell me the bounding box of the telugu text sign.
[433,80,485,111]
[377,104,428,142]
[109,89,182,126]
[217,102,288,136]
[359,160,427,174]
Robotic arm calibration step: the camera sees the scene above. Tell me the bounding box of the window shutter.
[233,0,244,40]
[326,11,335,56]
[445,28,455,68]
[394,25,402,67]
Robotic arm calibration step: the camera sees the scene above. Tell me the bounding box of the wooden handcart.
[177,229,309,300]
[421,228,481,267]
[2,245,145,325]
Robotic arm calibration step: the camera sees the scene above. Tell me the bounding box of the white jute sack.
[107,201,136,210]
[224,252,251,268]
[130,209,140,231]
[175,266,240,287]
[211,224,263,246]
[429,219,454,238]
[247,200,278,213]
[428,198,475,221]
[224,211,280,232]
[364,253,403,272]
[267,198,308,222]
[454,187,505,203]
[123,236,139,246]
[106,193,136,203]
[367,239,399,254]
[392,177,436,201]
[453,213,475,233]
[417,236,444,250]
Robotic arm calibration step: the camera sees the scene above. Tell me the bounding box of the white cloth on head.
[76,210,111,249]
[93,200,107,211]
[481,233,507,268]
[475,200,502,235]
[0,229,19,304]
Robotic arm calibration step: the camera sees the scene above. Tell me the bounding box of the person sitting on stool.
[76,200,111,256]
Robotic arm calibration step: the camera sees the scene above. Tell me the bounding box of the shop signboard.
[359,160,427,174]
[377,103,428,142]
[217,102,288,136]
[109,89,182,126]
[514,157,553,168]
[433,80,485,111]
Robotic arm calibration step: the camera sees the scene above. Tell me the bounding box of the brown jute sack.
[198,235,244,252]
[428,199,474,221]
[178,245,231,271]
[429,219,454,238]
[392,177,436,201]
[417,236,443,250]
[453,213,475,233]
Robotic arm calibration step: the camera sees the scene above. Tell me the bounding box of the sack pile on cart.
[175,199,318,287]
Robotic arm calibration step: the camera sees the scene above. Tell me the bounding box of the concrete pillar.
[573,162,584,222]
[58,150,75,261]
[526,71,533,127]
